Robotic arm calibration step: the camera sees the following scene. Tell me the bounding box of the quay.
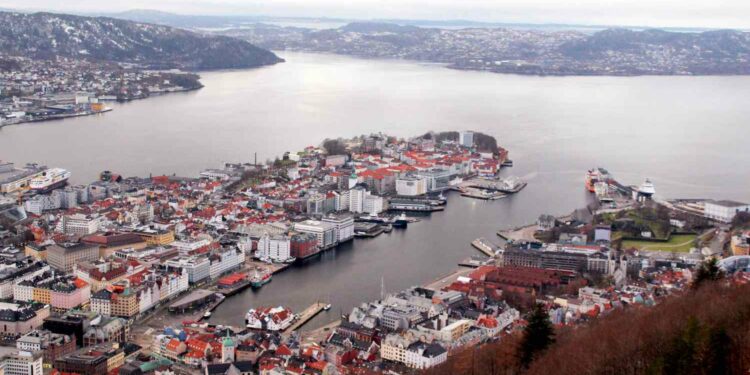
[471,237,499,257]
[285,302,328,333]
[458,255,492,268]
[461,187,507,200]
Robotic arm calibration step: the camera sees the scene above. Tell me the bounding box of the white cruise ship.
[29,168,71,192]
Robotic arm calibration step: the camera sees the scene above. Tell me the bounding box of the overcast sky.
[2,0,749,29]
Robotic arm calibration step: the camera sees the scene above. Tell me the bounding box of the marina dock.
[286,302,328,333]
[471,237,499,257]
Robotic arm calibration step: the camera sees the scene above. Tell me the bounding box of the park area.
[621,234,698,253]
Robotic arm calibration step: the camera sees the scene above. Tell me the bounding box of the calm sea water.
[1,51,748,329]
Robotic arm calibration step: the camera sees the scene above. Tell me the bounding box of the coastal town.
[0,55,203,127]
[0,130,749,375]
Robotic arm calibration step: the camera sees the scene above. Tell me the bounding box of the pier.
[285,302,328,333]
[471,237,499,257]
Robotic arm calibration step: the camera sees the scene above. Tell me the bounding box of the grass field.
[621,234,698,253]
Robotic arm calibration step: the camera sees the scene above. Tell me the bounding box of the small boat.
[203,311,212,319]
[323,304,332,311]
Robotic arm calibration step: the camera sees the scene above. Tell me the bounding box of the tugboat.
[392,213,409,229]
[250,267,272,288]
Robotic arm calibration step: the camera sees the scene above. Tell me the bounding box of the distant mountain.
[106,9,264,29]
[0,11,283,70]
[223,22,750,76]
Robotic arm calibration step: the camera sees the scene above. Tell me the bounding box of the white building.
[396,176,428,196]
[158,270,189,302]
[364,195,385,215]
[171,239,211,255]
[208,248,245,279]
[349,187,366,213]
[256,234,292,262]
[294,220,337,249]
[56,213,102,236]
[704,200,750,223]
[1,350,43,375]
[165,256,210,284]
[322,214,355,243]
[459,131,474,148]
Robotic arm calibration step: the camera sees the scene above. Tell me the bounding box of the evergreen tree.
[519,303,555,367]
[692,257,724,290]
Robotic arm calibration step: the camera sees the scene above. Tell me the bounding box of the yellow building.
[111,289,139,318]
[32,288,51,305]
[24,243,49,261]
[731,233,750,256]
[135,229,175,246]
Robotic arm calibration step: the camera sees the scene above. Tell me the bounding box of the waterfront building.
[208,248,245,279]
[321,213,355,244]
[704,200,750,223]
[396,175,428,196]
[46,243,99,273]
[0,162,46,194]
[165,256,210,284]
[416,169,453,192]
[289,233,319,259]
[293,220,336,249]
[256,233,292,262]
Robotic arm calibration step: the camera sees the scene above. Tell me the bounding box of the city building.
[293,220,336,249]
[459,131,474,148]
[704,200,750,223]
[1,350,43,375]
[56,214,102,236]
[321,214,355,244]
[256,234,292,263]
[396,176,428,196]
[46,243,99,273]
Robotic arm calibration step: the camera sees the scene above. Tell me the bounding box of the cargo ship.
[585,168,610,193]
[29,168,70,192]
[250,267,272,288]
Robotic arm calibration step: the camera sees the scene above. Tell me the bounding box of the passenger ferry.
[29,168,70,192]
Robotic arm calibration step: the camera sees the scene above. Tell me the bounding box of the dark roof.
[205,363,231,375]
[423,342,447,357]
[233,361,254,372]
[710,200,749,208]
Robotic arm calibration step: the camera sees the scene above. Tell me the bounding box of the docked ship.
[392,213,409,229]
[250,267,272,288]
[29,168,70,192]
[585,168,610,193]
[636,179,656,200]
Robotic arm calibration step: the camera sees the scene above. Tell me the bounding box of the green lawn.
[621,234,698,253]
